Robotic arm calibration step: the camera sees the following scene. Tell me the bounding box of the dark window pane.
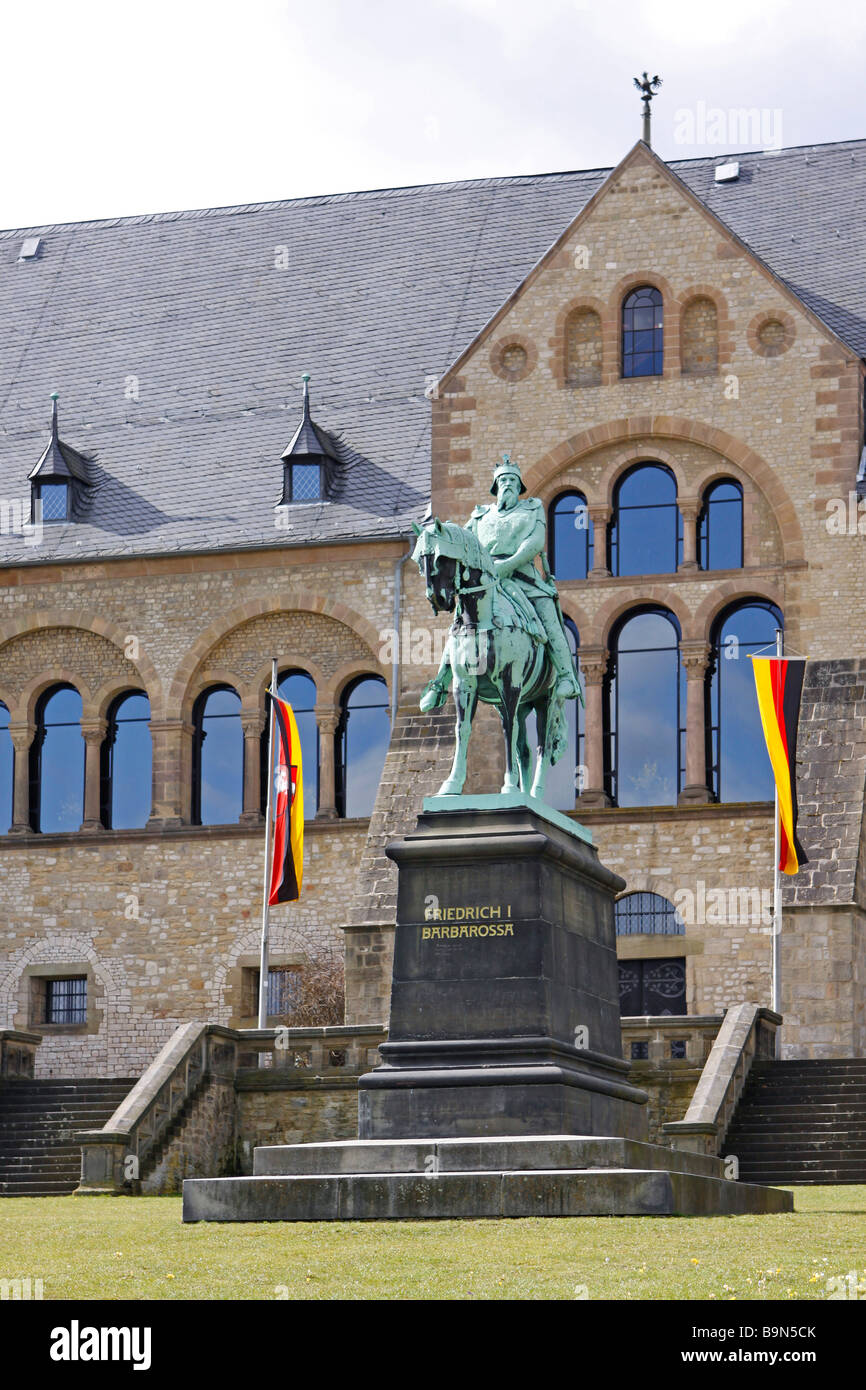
[38,686,84,832]
[38,483,68,522]
[0,704,11,834]
[291,464,321,502]
[622,286,663,378]
[615,891,684,935]
[339,676,389,818]
[277,671,318,817]
[620,959,687,1016]
[699,480,743,571]
[612,465,680,576]
[550,492,593,580]
[197,687,243,825]
[108,693,152,829]
[710,603,781,802]
[268,967,300,1016]
[609,611,681,807]
[46,976,87,1024]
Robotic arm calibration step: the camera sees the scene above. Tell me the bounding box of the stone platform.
[182,1135,793,1221]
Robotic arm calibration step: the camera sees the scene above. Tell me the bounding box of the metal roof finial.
[633,72,662,146]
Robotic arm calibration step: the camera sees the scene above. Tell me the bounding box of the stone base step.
[183,1134,792,1222]
[183,1168,792,1221]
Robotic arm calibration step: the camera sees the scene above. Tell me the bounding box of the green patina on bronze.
[412,456,583,803]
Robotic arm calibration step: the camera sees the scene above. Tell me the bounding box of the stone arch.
[0,611,162,720]
[524,418,804,566]
[327,659,390,709]
[171,595,383,721]
[692,581,787,648]
[549,295,608,388]
[247,656,332,719]
[680,295,719,375]
[598,445,690,511]
[557,594,592,644]
[609,271,679,378]
[14,670,86,726]
[591,589,693,650]
[94,677,150,724]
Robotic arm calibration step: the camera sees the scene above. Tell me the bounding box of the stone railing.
[662,1004,781,1156]
[77,1023,276,1194]
[76,1022,386,1194]
[620,1015,723,1066]
[241,1023,386,1077]
[0,1030,41,1079]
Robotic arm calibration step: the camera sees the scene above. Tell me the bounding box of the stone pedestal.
[358,794,649,1142]
[182,795,793,1222]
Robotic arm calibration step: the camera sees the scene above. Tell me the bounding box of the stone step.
[251,1134,728,1180]
[0,1180,76,1196]
[184,1166,792,1221]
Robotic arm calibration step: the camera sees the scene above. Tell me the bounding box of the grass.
[0,1186,863,1300]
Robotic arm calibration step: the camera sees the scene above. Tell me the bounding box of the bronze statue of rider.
[420,455,581,711]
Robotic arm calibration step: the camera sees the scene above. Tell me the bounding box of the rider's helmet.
[489,453,527,497]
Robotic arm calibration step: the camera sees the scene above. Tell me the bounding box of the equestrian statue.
[412,455,583,803]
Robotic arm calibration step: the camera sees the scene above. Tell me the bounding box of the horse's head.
[412,518,458,614]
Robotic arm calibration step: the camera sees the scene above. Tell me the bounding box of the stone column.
[679,496,701,572]
[316,708,339,820]
[678,642,712,805]
[80,722,107,832]
[239,713,265,825]
[7,723,33,834]
[587,506,611,579]
[576,646,611,808]
[147,719,192,827]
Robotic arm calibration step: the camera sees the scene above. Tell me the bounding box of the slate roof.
[1,136,865,567]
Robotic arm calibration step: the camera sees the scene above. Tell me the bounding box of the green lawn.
[0,1187,863,1300]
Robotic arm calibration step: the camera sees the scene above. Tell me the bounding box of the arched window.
[681,296,718,375]
[30,685,84,832]
[698,479,743,571]
[610,464,682,577]
[192,685,243,826]
[101,692,152,829]
[263,670,319,819]
[605,608,684,808]
[0,702,12,834]
[335,675,389,819]
[615,892,685,935]
[565,307,602,386]
[707,601,783,803]
[549,491,594,581]
[622,285,663,378]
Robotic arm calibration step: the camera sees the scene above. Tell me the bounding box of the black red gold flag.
[752,657,808,875]
[267,695,304,904]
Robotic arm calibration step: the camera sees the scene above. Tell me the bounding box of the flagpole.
[772,627,783,1052]
[258,657,279,1030]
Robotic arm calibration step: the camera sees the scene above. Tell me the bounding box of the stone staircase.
[724,1059,866,1185]
[0,1079,135,1196]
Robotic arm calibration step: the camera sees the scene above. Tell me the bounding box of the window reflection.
[102,692,152,829]
[32,685,84,832]
[606,609,684,808]
[699,480,743,571]
[336,676,389,819]
[622,285,663,378]
[610,464,682,577]
[707,601,782,802]
[0,703,12,834]
[193,686,243,825]
[273,670,319,819]
[550,492,594,581]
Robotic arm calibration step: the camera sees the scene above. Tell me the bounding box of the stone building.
[1,136,865,1078]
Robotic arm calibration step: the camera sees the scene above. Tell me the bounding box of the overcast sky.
[2,0,865,229]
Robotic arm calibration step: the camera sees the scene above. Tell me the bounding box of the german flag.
[267,694,304,904]
[752,657,808,875]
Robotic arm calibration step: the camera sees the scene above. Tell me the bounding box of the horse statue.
[411,515,573,802]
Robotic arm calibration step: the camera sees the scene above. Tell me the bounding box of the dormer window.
[285,461,322,503]
[35,481,70,523]
[28,393,92,525]
[279,374,342,506]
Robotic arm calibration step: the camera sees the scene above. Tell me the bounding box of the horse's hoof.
[437,780,463,796]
